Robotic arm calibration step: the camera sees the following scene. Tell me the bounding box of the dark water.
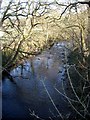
[2,42,72,120]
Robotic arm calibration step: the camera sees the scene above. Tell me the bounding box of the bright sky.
[1,0,87,6]
[2,0,87,8]
[1,0,87,18]
[1,0,79,10]
[1,0,68,6]
[1,0,69,14]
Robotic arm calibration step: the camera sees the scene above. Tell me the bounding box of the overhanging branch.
[60,1,90,18]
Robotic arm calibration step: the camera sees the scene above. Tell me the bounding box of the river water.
[2,42,73,120]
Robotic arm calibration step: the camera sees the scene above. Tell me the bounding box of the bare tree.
[1,0,57,71]
[55,0,90,56]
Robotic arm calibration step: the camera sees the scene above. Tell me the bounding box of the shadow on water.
[2,42,73,120]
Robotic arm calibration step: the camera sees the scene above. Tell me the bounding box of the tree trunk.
[80,28,86,58]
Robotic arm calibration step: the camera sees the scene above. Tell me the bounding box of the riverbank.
[66,48,90,120]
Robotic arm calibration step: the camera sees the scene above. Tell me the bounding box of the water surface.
[2,42,72,120]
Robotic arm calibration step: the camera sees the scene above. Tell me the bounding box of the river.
[2,41,74,120]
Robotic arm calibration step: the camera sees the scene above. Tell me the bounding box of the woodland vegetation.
[0,0,90,120]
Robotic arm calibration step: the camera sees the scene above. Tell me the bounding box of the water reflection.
[2,42,72,119]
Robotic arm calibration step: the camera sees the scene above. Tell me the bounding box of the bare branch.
[59,1,90,18]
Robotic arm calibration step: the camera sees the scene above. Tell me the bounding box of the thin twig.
[41,79,64,120]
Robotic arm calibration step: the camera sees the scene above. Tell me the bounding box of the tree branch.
[60,1,90,18]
